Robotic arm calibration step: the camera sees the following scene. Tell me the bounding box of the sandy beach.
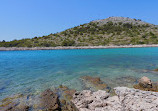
[0,44,158,51]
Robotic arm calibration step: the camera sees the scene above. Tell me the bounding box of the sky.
[0,0,158,41]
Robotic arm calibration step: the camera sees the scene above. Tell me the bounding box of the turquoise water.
[0,47,158,100]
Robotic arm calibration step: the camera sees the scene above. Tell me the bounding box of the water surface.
[0,47,158,100]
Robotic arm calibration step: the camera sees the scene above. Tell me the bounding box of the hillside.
[0,17,158,47]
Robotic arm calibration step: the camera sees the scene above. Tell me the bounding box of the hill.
[0,17,158,47]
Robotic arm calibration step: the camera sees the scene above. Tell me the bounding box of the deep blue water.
[0,47,158,100]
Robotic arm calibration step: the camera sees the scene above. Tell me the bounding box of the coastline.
[1,76,158,110]
[0,44,158,51]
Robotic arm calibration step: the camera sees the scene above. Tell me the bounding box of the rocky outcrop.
[0,86,78,111]
[133,76,158,92]
[115,87,158,111]
[55,85,77,111]
[72,87,158,111]
[72,90,122,111]
[93,17,152,26]
[1,77,157,111]
[40,89,60,111]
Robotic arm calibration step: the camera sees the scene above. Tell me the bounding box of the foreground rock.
[55,85,78,111]
[72,90,122,111]
[0,86,77,111]
[133,76,158,92]
[40,89,60,111]
[72,87,158,111]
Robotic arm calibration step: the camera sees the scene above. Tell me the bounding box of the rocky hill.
[0,17,158,47]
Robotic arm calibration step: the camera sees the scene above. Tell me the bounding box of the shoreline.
[1,76,158,111]
[0,44,158,51]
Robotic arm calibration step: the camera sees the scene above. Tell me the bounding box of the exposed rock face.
[72,87,158,111]
[115,87,158,111]
[72,90,122,111]
[133,76,158,92]
[40,89,60,111]
[93,17,152,26]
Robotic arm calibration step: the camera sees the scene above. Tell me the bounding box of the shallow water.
[0,47,158,100]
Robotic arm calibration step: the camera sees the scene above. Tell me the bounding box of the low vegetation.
[0,17,158,47]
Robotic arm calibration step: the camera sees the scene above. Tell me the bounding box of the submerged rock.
[0,94,30,111]
[72,87,158,111]
[55,85,78,111]
[12,104,29,111]
[1,86,77,111]
[40,89,60,111]
[114,76,138,87]
[80,76,110,92]
[0,101,29,111]
[154,68,158,71]
[56,85,76,101]
[133,76,158,92]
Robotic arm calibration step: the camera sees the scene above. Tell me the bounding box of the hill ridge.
[0,17,158,47]
[92,17,153,26]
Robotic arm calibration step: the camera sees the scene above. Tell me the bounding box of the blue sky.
[0,0,158,41]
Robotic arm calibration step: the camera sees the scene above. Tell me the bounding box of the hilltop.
[0,17,158,47]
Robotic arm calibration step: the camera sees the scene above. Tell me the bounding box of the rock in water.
[40,89,60,111]
[154,68,158,71]
[133,76,158,92]
[139,76,152,88]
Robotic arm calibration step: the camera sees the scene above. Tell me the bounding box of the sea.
[0,47,158,100]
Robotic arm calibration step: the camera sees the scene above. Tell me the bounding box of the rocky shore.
[72,87,158,111]
[0,76,158,111]
[0,44,158,51]
[72,76,158,111]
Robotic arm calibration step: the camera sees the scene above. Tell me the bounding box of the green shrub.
[61,40,75,46]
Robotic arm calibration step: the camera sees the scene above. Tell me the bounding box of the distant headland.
[0,17,158,48]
